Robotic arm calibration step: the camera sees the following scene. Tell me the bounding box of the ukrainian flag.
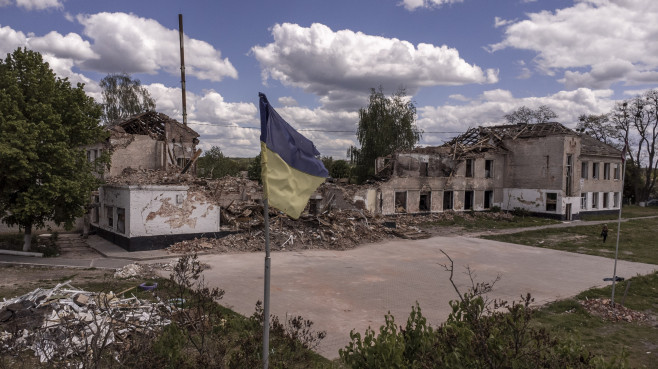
[259,93,329,219]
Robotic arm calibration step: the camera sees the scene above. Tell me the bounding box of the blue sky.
[2,0,657,158]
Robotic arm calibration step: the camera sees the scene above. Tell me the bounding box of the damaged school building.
[85,111,223,251]
[364,122,623,220]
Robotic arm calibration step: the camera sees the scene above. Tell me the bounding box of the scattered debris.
[0,281,171,365]
[580,298,652,323]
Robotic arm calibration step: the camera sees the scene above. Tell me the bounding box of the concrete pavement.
[188,236,657,359]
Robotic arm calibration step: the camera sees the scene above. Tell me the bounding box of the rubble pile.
[580,298,652,323]
[0,281,171,364]
[168,208,434,253]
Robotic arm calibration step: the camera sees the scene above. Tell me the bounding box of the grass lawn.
[534,272,658,368]
[482,216,658,265]
[581,204,658,220]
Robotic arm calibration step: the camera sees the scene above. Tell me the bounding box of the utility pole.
[178,14,188,126]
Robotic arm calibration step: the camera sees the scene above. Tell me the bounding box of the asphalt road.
[191,236,657,359]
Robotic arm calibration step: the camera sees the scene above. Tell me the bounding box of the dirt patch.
[0,265,111,300]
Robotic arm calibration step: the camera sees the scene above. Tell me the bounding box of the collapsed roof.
[409,122,620,159]
[109,111,199,142]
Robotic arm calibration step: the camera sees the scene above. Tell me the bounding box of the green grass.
[580,204,658,221]
[482,216,658,264]
[533,272,658,369]
[422,211,561,230]
[0,233,59,256]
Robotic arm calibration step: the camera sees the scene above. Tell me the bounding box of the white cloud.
[0,25,27,55]
[401,0,464,11]
[27,31,97,60]
[494,16,515,28]
[449,94,470,101]
[16,0,63,11]
[278,96,298,106]
[0,0,12,6]
[416,88,616,146]
[490,0,658,89]
[252,23,497,109]
[76,12,237,82]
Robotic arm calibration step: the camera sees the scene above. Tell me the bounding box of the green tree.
[330,160,351,179]
[576,113,620,146]
[100,72,155,125]
[350,87,421,183]
[504,105,558,124]
[0,48,107,251]
[248,153,262,183]
[197,146,239,178]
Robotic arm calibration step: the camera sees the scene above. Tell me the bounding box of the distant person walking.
[601,224,608,243]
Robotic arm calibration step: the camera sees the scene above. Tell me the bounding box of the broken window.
[117,208,126,234]
[603,163,610,180]
[420,162,428,177]
[464,191,474,210]
[614,163,620,180]
[581,193,587,209]
[465,159,473,177]
[443,191,453,211]
[485,160,493,178]
[603,192,609,208]
[395,191,407,213]
[419,191,431,211]
[484,190,493,209]
[613,192,619,207]
[177,157,190,168]
[581,162,588,179]
[546,193,557,212]
[106,206,114,228]
[592,163,599,179]
[592,192,598,209]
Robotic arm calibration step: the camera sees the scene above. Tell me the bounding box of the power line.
[187,122,461,134]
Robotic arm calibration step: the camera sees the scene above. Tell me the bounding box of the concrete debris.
[0,281,171,364]
[580,298,652,323]
[114,263,146,279]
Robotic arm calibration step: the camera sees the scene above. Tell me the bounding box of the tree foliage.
[248,153,262,183]
[196,146,239,179]
[350,87,421,183]
[609,91,658,202]
[321,156,351,179]
[100,72,156,125]
[504,105,558,124]
[577,113,619,146]
[0,48,107,250]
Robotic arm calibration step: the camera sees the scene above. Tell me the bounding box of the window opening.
[613,192,619,207]
[484,190,493,209]
[420,162,428,177]
[614,163,620,180]
[485,160,493,178]
[546,193,557,212]
[464,191,474,210]
[592,163,599,179]
[581,193,587,209]
[603,163,610,180]
[581,162,588,179]
[106,206,114,228]
[117,208,126,234]
[566,154,573,196]
[603,192,609,208]
[419,191,431,211]
[443,191,453,211]
[592,192,598,208]
[395,191,407,213]
[465,159,473,178]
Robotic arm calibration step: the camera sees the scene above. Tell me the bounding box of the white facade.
[94,185,220,238]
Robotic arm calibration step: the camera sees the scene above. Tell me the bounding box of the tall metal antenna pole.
[178,14,188,126]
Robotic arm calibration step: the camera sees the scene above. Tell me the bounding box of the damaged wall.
[95,185,220,238]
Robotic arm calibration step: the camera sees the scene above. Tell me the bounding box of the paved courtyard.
[193,236,657,359]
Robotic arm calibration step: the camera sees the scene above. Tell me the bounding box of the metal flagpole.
[611,148,627,306]
[262,199,271,368]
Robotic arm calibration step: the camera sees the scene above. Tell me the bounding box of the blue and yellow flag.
[259,93,329,219]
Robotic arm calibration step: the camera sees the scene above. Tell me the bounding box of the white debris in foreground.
[0,280,171,365]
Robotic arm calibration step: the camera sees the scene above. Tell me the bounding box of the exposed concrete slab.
[192,236,657,359]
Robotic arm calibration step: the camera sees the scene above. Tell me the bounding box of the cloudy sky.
[2,0,657,158]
